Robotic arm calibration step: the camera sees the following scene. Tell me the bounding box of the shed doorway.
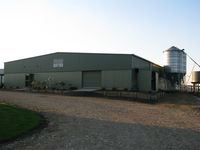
[82,71,101,88]
[25,74,34,87]
[151,71,158,91]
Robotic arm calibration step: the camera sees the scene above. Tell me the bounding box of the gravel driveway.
[0,91,200,150]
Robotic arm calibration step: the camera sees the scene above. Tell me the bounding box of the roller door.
[82,71,101,88]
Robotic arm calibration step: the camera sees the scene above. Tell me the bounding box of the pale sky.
[0,0,200,80]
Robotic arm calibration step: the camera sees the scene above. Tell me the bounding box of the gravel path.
[0,91,200,150]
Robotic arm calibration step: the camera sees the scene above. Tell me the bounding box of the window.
[53,59,63,68]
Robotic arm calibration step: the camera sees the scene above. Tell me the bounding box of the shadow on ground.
[1,113,200,150]
[158,93,200,105]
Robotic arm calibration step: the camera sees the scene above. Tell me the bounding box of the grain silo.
[163,46,187,88]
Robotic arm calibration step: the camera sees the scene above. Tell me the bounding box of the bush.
[31,80,47,90]
[69,86,77,90]
[54,81,66,90]
[112,87,117,91]
[124,88,128,91]
[101,87,106,91]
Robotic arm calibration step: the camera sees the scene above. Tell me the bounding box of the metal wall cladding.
[164,50,186,73]
[4,53,132,74]
[192,71,200,83]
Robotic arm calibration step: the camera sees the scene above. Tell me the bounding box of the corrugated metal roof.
[5,52,162,67]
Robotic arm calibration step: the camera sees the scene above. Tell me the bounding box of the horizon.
[0,0,200,79]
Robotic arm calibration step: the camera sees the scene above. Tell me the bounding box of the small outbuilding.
[4,52,164,91]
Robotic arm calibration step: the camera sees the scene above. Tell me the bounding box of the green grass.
[0,104,42,142]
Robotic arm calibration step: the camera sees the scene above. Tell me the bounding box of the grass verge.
[0,103,44,143]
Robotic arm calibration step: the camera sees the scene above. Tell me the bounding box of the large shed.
[4,52,162,91]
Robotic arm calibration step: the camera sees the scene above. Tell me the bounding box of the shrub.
[124,88,128,91]
[69,86,77,90]
[31,80,47,90]
[101,87,106,91]
[54,81,66,90]
[112,87,117,91]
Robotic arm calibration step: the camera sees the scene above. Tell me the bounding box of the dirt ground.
[0,91,200,150]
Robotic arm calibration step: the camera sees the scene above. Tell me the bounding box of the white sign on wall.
[53,59,63,68]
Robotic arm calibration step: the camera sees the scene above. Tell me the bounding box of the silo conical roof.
[165,46,181,52]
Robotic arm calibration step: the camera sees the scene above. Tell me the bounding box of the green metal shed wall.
[4,70,133,90]
[4,72,82,89]
[131,56,151,69]
[138,70,152,91]
[34,72,82,88]
[4,52,160,91]
[102,70,132,90]
[4,53,132,74]
[4,73,25,88]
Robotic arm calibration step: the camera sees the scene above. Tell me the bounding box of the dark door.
[151,71,156,91]
[25,74,34,87]
[82,71,101,88]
